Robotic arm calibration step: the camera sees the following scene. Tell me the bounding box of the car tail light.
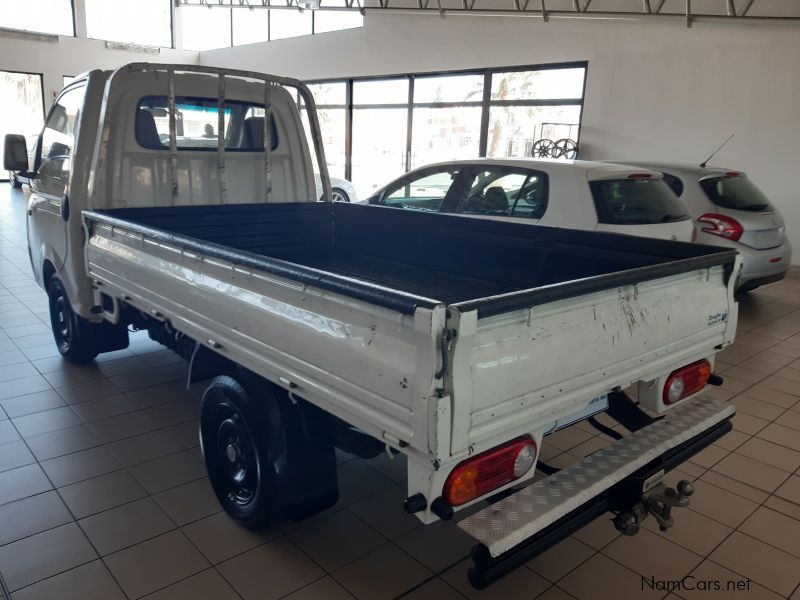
[628,173,652,179]
[444,437,537,507]
[697,213,744,241]
[725,171,740,178]
[770,257,783,263]
[663,360,712,405]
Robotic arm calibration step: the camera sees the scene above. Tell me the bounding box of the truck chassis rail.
[459,395,734,589]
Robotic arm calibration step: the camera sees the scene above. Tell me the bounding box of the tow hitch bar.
[613,480,694,536]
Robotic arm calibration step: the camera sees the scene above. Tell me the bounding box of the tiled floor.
[1,183,800,600]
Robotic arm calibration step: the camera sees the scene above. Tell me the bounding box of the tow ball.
[613,480,694,536]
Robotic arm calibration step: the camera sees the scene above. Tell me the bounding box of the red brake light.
[725,171,740,177]
[444,437,537,507]
[697,213,743,241]
[663,360,711,405]
[770,257,782,263]
[628,173,652,179]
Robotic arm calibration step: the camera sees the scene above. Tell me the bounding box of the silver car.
[622,163,790,291]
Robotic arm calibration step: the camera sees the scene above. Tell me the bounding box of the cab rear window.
[590,178,690,225]
[700,175,773,212]
[136,96,278,152]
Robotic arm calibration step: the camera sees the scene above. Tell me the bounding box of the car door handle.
[61,195,70,221]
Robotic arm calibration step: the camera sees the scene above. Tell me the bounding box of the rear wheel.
[47,277,98,363]
[201,376,278,529]
[200,373,339,529]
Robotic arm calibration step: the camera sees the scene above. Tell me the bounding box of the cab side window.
[378,167,460,212]
[39,85,85,165]
[454,168,548,218]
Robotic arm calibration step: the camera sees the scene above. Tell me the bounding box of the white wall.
[0,32,197,104]
[200,13,800,263]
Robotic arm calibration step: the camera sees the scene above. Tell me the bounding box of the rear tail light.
[663,359,711,405]
[697,213,744,241]
[628,173,652,179]
[444,437,537,507]
[725,171,740,178]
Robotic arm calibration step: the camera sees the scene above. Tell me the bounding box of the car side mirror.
[4,134,28,171]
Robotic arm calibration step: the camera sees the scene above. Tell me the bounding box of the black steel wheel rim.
[215,405,259,506]
[52,293,72,352]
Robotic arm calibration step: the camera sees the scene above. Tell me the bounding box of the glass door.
[0,71,45,181]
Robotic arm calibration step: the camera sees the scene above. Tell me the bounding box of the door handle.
[61,195,69,222]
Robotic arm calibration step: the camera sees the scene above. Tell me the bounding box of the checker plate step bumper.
[458,395,734,558]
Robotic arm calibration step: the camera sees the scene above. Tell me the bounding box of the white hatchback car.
[367,159,694,242]
[623,162,791,291]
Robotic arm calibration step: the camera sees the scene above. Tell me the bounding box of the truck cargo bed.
[85,202,737,317]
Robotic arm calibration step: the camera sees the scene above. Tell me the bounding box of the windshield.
[590,178,690,225]
[700,175,774,212]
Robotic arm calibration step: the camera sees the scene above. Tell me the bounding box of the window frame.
[134,95,279,152]
[303,61,588,183]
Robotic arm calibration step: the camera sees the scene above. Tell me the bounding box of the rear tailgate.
[446,261,737,454]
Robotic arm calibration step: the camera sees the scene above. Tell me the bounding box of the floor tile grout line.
[0,562,11,600]
[0,400,132,599]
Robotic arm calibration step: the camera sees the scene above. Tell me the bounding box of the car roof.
[609,161,747,179]
[402,158,662,181]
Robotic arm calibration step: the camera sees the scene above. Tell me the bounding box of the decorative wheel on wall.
[531,139,556,158]
[552,138,578,159]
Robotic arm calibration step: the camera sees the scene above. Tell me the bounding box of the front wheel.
[331,187,350,203]
[47,277,98,363]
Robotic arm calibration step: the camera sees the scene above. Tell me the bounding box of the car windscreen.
[590,178,690,225]
[700,175,774,212]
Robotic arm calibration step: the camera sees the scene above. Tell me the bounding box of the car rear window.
[700,175,773,212]
[590,178,690,225]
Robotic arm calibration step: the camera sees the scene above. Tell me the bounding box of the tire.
[9,172,22,189]
[200,375,281,530]
[331,187,350,203]
[47,277,98,363]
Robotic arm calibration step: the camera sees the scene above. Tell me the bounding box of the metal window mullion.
[217,74,228,204]
[478,72,491,157]
[489,98,583,107]
[411,101,484,109]
[167,67,178,203]
[405,76,413,172]
[344,79,353,181]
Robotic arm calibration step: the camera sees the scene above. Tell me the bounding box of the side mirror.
[4,134,28,171]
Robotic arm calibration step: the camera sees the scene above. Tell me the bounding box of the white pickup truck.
[4,63,739,588]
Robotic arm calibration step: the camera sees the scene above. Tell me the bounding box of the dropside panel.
[451,266,735,454]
